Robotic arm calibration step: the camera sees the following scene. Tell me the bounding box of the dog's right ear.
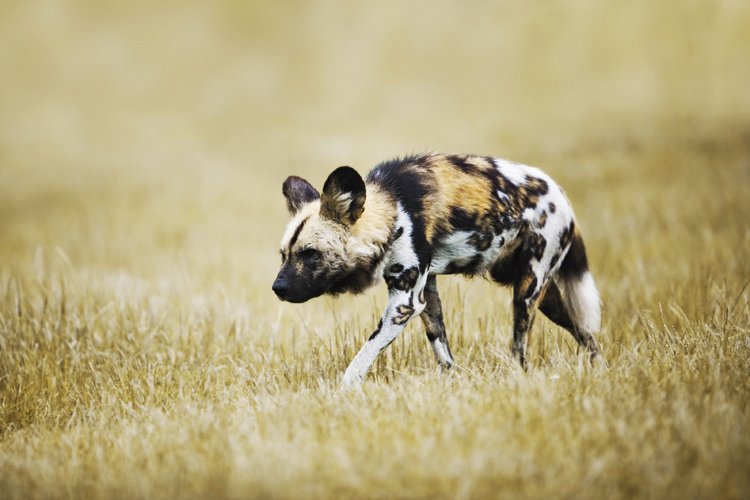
[282,176,320,215]
[320,166,366,226]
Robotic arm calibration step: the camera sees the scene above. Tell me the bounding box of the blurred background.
[1,0,749,308]
[2,4,750,497]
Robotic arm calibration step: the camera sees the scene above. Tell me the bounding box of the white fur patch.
[492,158,528,185]
[562,271,601,335]
[431,338,454,366]
[430,230,476,273]
[386,203,420,269]
[492,158,555,188]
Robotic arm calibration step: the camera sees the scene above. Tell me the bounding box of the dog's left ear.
[282,176,320,215]
[320,166,366,225]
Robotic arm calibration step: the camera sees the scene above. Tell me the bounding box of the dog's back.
[366,154,579,277]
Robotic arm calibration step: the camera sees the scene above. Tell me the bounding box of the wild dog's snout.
[272,276,290,300]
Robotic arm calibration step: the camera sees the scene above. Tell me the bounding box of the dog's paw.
[339,372,365,391]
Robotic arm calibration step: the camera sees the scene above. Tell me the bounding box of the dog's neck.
[347,183,398,258]
[320,184,396,296]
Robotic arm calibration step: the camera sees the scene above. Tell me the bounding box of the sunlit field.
[1,1,749,498]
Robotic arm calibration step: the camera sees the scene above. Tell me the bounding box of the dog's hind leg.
[419,275,454,368]
[539,281,578,336]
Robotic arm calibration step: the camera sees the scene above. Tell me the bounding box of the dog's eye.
[298,248,321,261]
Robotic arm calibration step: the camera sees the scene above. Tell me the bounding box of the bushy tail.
[558,230,601,337]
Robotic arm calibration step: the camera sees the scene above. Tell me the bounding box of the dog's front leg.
[341,275,428,388]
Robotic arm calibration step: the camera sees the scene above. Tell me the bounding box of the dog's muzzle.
[272,277,290,301]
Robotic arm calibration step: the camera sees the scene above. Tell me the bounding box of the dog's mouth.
[279,294,311,304]
[272,279,325,303]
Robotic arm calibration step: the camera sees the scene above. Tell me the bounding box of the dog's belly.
[430,227,521,276]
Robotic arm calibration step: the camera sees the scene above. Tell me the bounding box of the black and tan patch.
[393,302,415,325]
[497,194,521,219]
[368,319,384,340]
[559,227,590,280]
[525,175,549,196]
[526,232,547,262]
[539,283,575,332]
[444,253,484,276]
[446,154,495,177]
[447,206,477,231]
[385,266,419,291]
[559,221,575,250]
[537,210,548,228]
[328,249,388,296]
[549,249,562,270]
[287,217,309,251]
[492,173,549,216]
[468,230,493,252]
[489,240,527,284]
[517,271,538,301]
[424,155,496,245]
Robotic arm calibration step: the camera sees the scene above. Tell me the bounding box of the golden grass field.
[2,1,750,498]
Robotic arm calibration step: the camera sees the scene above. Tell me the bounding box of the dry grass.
[1,1,750,499]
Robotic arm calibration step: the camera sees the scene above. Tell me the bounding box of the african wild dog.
[272,153,601,387]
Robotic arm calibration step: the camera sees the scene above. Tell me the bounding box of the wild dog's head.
[272,166,367,303]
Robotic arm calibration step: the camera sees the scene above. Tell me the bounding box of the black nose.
[272,279,289,299]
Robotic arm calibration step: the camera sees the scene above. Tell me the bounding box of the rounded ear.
[282,176,320,215]
[320,166,366,225]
